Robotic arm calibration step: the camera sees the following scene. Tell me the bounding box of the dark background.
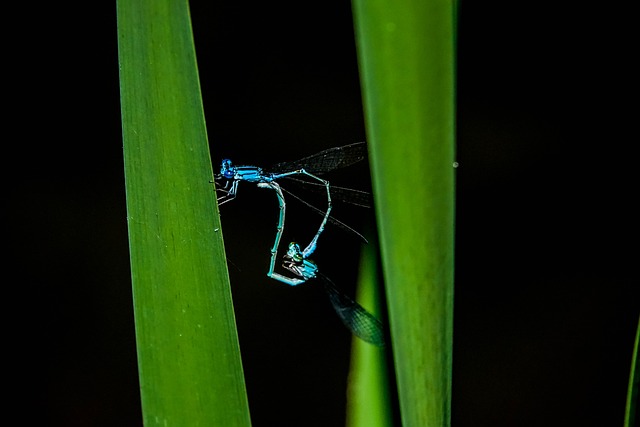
[25,1,636,426]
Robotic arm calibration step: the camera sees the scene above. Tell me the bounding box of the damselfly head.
[282,246,318,281]
[220,159,235,179]
[286,242,304,262]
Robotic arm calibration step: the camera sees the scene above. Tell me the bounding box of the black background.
[23,1,637,426]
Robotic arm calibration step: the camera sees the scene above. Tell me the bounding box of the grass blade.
[352,0,456,425]
[624,316,640,427]
[117,0,251,425]
[347,242,394,427]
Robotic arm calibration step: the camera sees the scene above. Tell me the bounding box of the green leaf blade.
[353,0,456,425]
[624,316,640,427]
[117,0,251,425]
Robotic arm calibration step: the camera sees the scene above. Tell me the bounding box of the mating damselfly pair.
[214,142,385,346]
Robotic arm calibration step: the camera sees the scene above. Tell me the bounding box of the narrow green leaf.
[117,0,251,425]
[352,0,456,426]
[624,316,639,427]
[346,242,394,427]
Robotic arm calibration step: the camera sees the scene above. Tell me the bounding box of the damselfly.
[215,143,383,344]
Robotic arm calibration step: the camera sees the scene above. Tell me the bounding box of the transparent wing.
[279,185,368,243]
[270,142,367,175]
[319,272,385,346]
[282,177,371,208]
